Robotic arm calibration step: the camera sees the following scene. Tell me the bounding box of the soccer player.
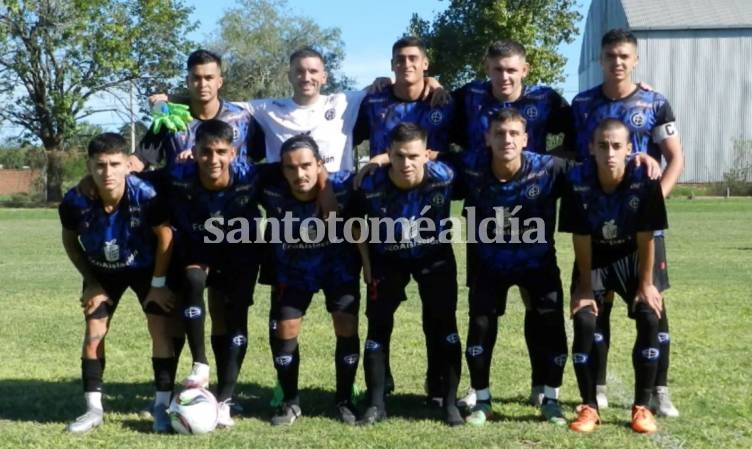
[452,39,575,409]
[353,123,463,426]
[162,119,265,427]
[561,119,667,433]
[262,135,364,426]
[354,36,457,406]
[60,133,176,433]
[459,108,570,426]
[571,28,683,416]
[134,49,253,170]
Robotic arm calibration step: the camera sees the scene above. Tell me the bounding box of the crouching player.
[60,133,177,433]
[263,135,364,426]
[164,119,265,428]
[561,119,667,433]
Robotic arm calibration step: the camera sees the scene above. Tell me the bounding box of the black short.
[366,245,458,320]
[469,265,564,317]
[572,252,649,319]
[84,268,171,319]
[270,281,360,321]
[205,263,260,307]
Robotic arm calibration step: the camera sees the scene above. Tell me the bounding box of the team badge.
[103,239,120,262]
[431,192,446,207]
[630,112,646,128]
[526,184,541,199]
[429,109,444,125]
[601,219,618,240]
[324,108,336,120]
[523,105,539,120]
[628,195,640,211]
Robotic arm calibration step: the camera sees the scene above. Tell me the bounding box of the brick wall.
[0,169,42,195]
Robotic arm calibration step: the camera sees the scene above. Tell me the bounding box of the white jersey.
[235,91,366,173]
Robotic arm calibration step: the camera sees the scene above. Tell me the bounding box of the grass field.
[0,199,750,448]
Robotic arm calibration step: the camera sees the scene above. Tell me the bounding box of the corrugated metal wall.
[577,1,752,182]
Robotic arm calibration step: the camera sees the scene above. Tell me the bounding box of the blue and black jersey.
[261,170,359,291]
[453,81,574,168]
[355,89,457,157]
[462,152,571,273]
[59,176,167,272]
[164,161,264,264]
[559,160,668,268]
[136,100,255,169]
[571,85,676,163]
[352,160,453,259]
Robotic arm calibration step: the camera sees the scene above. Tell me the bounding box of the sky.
[1,0,591,137]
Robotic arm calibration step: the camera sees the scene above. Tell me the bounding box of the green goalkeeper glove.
[150,102,193,133]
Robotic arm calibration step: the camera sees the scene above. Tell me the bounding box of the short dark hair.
[388,122,427,147]
[601,28,638,48]
[187,49,222,71]
[195,119,235,146]
[280,134,322,162]
[591,118,630,143]
[87,133,128,158]
[488,108,527,128]
[392,36,427,56]
[289,46,325,66]
[486,39,526,59]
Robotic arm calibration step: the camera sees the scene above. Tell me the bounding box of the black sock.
[572,309,598,407]
[183,268,208,364]
[539,309,567,389]
[594,300,613,385]
[152,357,175,392]
[632,304,660,406]
[218,331,248,402]
[465,314,497,391]
[655,306,671,387]
[272,336,300,404]
[211,334,230,393]
[335,335,360,403]
[82,358,103,393]
[524,310,546,387]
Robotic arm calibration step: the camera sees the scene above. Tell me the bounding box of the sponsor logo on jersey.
[601,219,618,240]
[325,108,336,121]
[103,239,120,262]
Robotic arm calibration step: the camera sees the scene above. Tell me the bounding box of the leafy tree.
[0,0,196,201]
[408,0,581,89]
[208,0,354,101]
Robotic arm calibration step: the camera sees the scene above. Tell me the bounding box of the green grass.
[1,199,751,448]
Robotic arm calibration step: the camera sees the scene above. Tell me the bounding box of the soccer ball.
[168,387,218,434]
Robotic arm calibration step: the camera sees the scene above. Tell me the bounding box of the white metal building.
[578,0,752,182]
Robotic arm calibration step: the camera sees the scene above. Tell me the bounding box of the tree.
[408,0,581,89]
[207,0,354,101]
[0,0,197,201]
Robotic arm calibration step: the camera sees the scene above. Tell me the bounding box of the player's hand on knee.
[81,286,111,316]
[570,298,598,318]
[368,77,393,93]
[635,283,663,318]
[144,287,176,313]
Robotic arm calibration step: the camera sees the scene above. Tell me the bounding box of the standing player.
[571,28,683,416]
[163,120,265,427]
[262,135,364,426]
[60,133,176,433]
[453,39,575,409]
[355,36,457,406]
[353,123,463,426]
[459,109,569,426]
[561,119,666,433]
